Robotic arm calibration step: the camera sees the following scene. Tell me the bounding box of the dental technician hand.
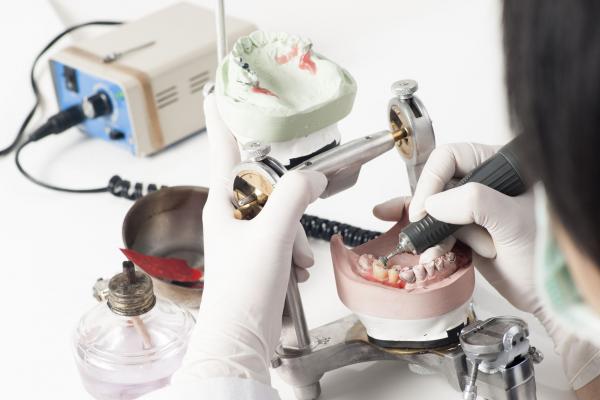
[374,143,600,391]
[171,95,326,387]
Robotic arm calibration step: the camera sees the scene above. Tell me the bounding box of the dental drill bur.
[379,135,529,265]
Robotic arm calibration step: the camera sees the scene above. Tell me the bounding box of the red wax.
[299,51,317,74]
[359,271,406,289]
[251,86,278,97]
[121,248,203,282]
[275,45,299,64]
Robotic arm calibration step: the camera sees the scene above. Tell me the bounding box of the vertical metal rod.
[463,360,480,400]
[407,164,423,195]
[283,267,311,349]
[216,0,227,62]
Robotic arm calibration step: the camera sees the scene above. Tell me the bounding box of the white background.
[0,1,575,399]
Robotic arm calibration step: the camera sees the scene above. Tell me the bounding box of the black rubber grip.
[404,136,528,254]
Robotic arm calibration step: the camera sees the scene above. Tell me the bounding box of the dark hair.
[503,1,600,265]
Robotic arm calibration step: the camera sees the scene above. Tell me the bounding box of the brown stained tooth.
[399,268,416,283]
[388,267,399,284]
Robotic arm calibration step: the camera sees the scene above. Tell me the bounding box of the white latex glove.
[172,94,327,387]
[375,142,600,390]
[409,143,538,310]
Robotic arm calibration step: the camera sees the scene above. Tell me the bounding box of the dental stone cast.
[331,231,475,344]
[357,252,459,289]
[215,30,357,144]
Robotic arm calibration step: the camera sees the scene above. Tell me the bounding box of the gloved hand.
[172,94,326,386]
[374,142,600,390]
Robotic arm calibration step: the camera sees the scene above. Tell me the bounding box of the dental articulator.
[213,3,542,400]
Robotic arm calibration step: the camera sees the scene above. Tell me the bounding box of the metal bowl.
[122,186,208,308]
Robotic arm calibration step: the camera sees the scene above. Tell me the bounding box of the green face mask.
[535,185,600,347]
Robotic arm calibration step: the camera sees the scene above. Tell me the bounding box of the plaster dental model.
[331,212,475,348]
[215,31,357,166]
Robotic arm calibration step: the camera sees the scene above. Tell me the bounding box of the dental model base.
[216,30,357,166]
[331,217,475,348]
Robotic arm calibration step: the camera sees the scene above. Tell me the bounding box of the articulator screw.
[391,79,418,99]
[243,141,271,161]
[529,346,544,364]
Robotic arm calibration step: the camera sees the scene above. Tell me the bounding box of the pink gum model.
[331,214,474,321]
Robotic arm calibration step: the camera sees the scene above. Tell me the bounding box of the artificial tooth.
[388,267,399,284]
[358,254,374,274]
[444,252,456,263]
[373,263,388,281]
[399,268,416,283]
[424,261,436,277]
[434,258,444,272]
[373,259,385,269]
[413,264,427,281]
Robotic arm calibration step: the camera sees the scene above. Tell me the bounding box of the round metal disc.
[231,160,283,220]
[389,103,414,159]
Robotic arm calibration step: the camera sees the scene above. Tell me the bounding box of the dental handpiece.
[380,135,528,265]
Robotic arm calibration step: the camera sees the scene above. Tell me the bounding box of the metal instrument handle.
[292,130,395,198]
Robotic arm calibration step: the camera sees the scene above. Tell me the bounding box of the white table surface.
[0,0,576,398]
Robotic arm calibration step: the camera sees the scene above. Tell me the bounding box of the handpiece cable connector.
[28,91,112,143]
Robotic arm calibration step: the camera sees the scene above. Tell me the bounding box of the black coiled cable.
[108,178,378,246]
[107,175,166,201]
[300,214,380,247]
[106,178,378,246]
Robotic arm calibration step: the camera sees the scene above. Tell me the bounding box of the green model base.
[215,30,357,143]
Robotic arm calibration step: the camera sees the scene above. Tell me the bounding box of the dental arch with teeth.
[358,251,460,289]
[330,218,475,345]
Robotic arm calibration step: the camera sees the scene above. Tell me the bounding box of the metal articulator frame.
[274,315,540,400]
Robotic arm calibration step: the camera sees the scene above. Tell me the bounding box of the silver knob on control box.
[391,79,418,99]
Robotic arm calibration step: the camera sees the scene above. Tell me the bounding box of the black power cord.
[1,20,123,156]
[16,137,164,197]
[11,21,165,199]
[9,20,141,195]
[15,139,106,194]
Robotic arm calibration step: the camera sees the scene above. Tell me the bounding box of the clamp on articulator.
[231,79,431,218]
[230,80,542,400]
